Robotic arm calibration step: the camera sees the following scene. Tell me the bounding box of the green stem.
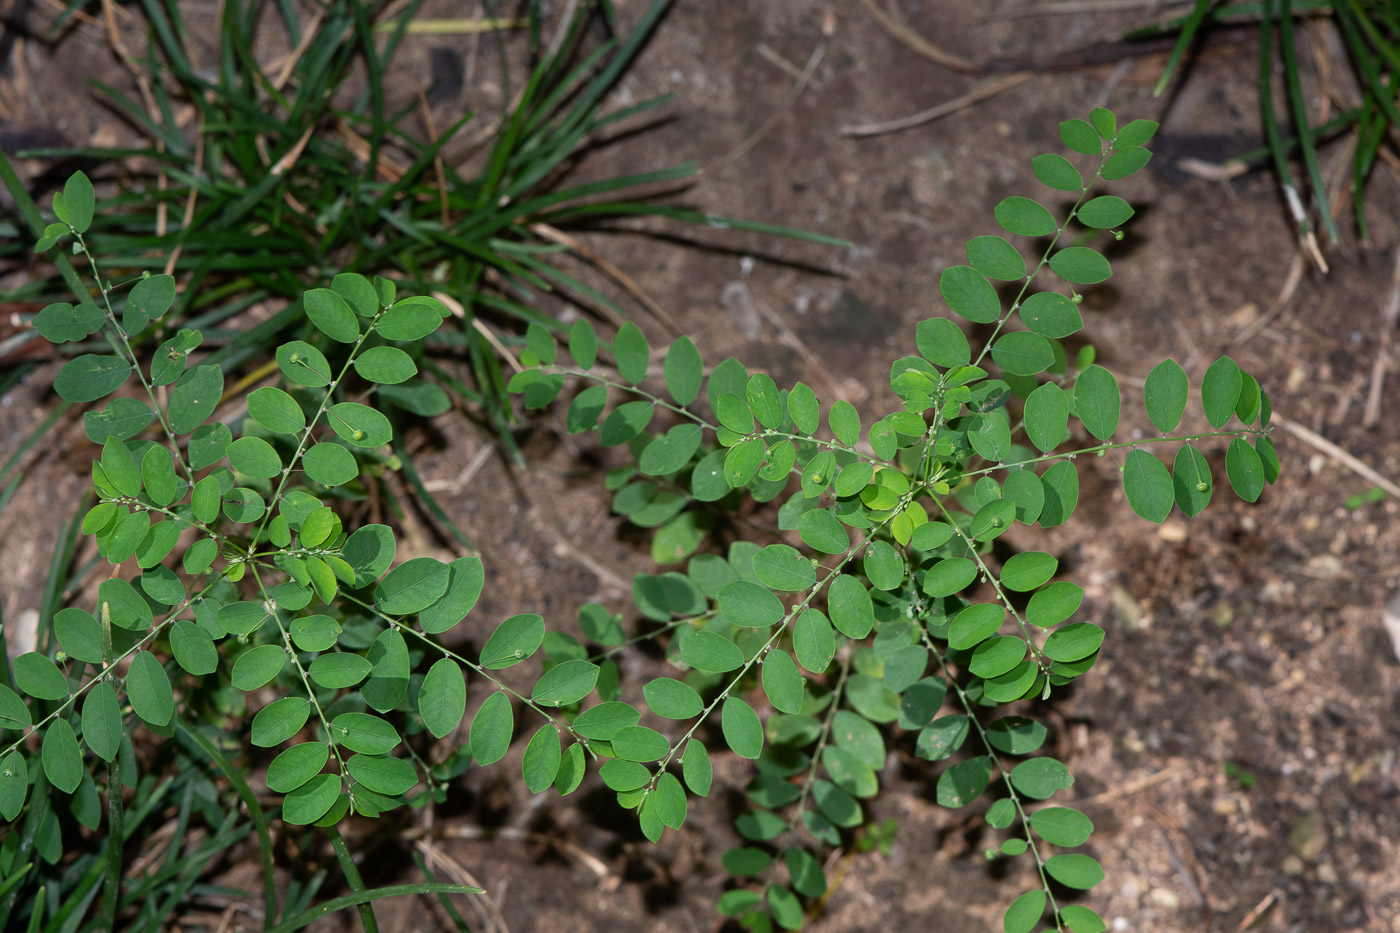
[326,824,378,933]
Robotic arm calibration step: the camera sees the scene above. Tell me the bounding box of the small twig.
[416,84,451,228]
[434,291,525,373]
[268,5,327,91]
[989,0,1192,16]
[1076,766,1180,806]
[421,443,495,495]
[756,42,825,91]
[860,0,978,73]
[1234,890,1280,931]
[1274,414,1400,499]
[530,223,675,333]
[415,839,507,933]
[840,74,1030,138]
[1233,252,1305,346]
[704,42,826,176]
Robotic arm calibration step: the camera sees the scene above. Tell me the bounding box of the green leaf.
[347,754,417,796]
[14,652,68,700]
[419,658,467,739]
[1033,153,1084,191]
[300,443,354,487]
[62,171,95,232]
[464,692,513,768]
[1058,905,1106,933]
[680,630,744,673]
[0,750,28,820]
[362,629,409,712]
[1029,806,1094,847]
[1038,460,1079,528]
[1004,890,1046,933]
[1202,355,1243,428]
[378,297,446,341]
[1001,552,1057,592]
[333,272,380,316]
[828,400,860,446]
[827,574,873,638]
[1226,437,1265,502]
[375,557,450,615]
[0,685,30,732]
[1044,853,1104,889]
[417,556,484,635]
[53,608,102,666]
[995,195,1057,237]
[715,393,755,435]
[936,757,992,807]
[599,758,650,792]
[915,317,971,368]
[524,322,557,365]
[1018,292,1082,339]
[84,397,154,443]
[34,301,104,343]
[520,724,562,793]
[940,266,1001,323]
[168,364,223,434]
[969,635,1028,678]
[231,644,286,691]
[1256,435,1280,484]
[126,651,173,726]
[480,613,545,669]
[916,714,969,761]
[787,382,820,434]
[1024,382,1069,452]
[863,540,904,591]
[308,652,372,689]
[1122,449,1173,523]
[966,235,1026,281]
[354,346,417,384]
[762,650,805,714]
[189,423,231,470]
[638,424,703,476]
[228,436,283,480]
[797,509,849,555]
[252,697,310,747]
[283,773,341,825]
[1142,358,1188,433]
[745,373,783,430]
[531,659,599,707]
[1090,107,1116,138]
[1010,756,1074,799]
[722,696,763,759]
[664,336,703,406]
[328,402,392,447]
[55,354,131,402]
[100,437,141,497]
[655,772,687,830]
[1102,146,1152,180]
[949,603,1004,650]
[82,682,122,762]
[1077,195,1134,229]
[637,679,698,723]
[992,332,1053,377]
[682,739,711,796]
[123,274,176,335]
[565,384,608,435]
[721,438,763,488]
[611,725,669,762]
[276,340,332,387]
[41,719,82,794]
[555,742,586,796]
[304,288,359,343]
[793,609,835,674]
[569,319,597,369]
[1074,364,1119,441]
[141,447,178,507]
[1116,118,1158,147]
[267,742,329,793]
[922,558,977,598]
[1171,444,1213,517]
[600,400,655,446]
[574,703,640,742]
[750,546,815,593]
[969,412,1013,463]
[614,321,650,385]
[1050,246,1111,284]
[1060,118,1101,154]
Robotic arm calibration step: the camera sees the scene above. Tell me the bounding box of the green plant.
[0,0,840,522]
[1141,0,1396,246]
[508,107,1279,931]
[0,107,1278,932]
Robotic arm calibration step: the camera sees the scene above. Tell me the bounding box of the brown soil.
[3,2,1399,932]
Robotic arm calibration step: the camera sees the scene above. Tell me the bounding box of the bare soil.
[2,2,1399,932]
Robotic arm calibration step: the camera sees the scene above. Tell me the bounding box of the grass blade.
[1278,0,1338,242]
[268,883,484,933]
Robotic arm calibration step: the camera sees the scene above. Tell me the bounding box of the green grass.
[1139,0,1396,243]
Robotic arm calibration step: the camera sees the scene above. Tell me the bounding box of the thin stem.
[326,824,379,933]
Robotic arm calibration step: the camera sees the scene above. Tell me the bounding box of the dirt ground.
[3,1,1400,931]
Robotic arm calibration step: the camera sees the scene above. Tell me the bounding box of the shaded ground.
[3,1,1400,931]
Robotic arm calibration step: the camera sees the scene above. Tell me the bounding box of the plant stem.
[325,824,378,933]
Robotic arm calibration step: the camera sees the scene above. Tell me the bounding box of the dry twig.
[840,74,1030,138]
[1274,414,1400,499]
